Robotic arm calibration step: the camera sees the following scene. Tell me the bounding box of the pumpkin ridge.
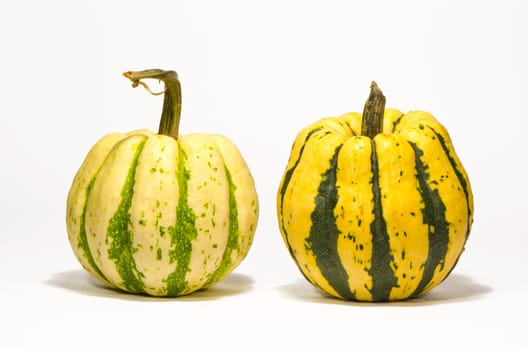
[165,144,198,296]
[306,144,356,300]
[205,164,239,286]
[368,139,398,301]
[408,141,450,297]
[278,127,322,260]
[78,175,110,284]
[106,138,147,294]
[427,126,473,239]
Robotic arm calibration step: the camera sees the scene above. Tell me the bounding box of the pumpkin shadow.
[46,270,254,302]
[278,273,492,306]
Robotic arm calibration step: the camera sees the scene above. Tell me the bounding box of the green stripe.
[391,112,405,133]
[368,140,397,301]
[408,141,450,297]
[279,128,321,254]
[205,165,240,286]
[428,127,472,238]
[78,176,110,284]
[341,119,357,136]
[165,145,198,296]
[278,128,322,283]
[426,127,472,283]
[306,144,356,300]
[106,139,147,294]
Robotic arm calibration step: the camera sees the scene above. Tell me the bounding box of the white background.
[1,0,527,348]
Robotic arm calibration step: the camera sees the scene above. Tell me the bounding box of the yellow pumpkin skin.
[66,70,258,296]
[277,106,473,301]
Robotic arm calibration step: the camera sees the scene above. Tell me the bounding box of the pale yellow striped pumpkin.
[66,69,258,296]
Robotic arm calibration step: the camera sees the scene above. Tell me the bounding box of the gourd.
[277,82,473,301]
[66,69,258,296]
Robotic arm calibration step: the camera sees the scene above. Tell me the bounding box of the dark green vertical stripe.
[408,141,450,297]
[205,165,240,287]
[106,139,147,294]
[306,145,356,300]
[423,128,472,284]
[340,118,358,136]
[428,127,472,238]
[391,112,405,133]
[78,176,110,284]
[368,140,397,301]
[278,128,322,284]
[165,145,198,296]
[279,128,321,252]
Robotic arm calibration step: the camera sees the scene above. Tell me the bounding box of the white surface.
[1,0,527,349]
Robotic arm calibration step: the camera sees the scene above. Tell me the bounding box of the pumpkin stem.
[361,81,386,138]
[123,69,182,139]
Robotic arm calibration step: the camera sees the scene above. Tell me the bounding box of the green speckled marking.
[77,176,109,284]
[106,139,147,294]
[205,166,240,286]
[165,145,198,296]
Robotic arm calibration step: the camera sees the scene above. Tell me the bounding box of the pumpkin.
[277,82,473,301]
[66,69,258,296]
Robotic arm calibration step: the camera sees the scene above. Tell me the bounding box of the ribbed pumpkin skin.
[277,109,473,301]
[67,129,258,296]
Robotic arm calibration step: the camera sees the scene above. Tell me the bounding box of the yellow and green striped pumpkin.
[66,69,258,296]
[277,82,473,301]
